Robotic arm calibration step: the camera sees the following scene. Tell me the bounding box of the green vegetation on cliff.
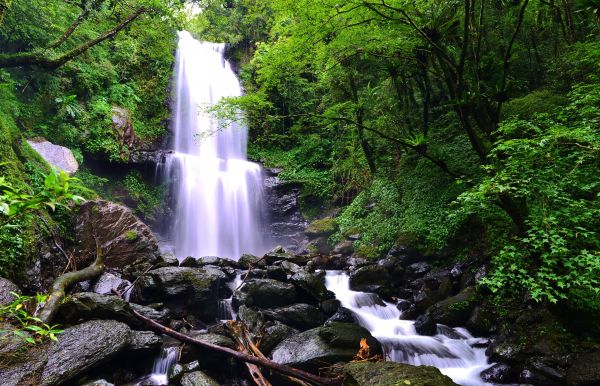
[0,0,184,279]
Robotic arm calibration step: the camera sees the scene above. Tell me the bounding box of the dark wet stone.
[343,361,458,386]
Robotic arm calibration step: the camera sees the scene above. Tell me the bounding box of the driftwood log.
[130,308,342,386]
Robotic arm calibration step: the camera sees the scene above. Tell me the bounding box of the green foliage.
[0,0,179,162]
[0,168,87,276]
[0,292,63,344]
[0,168,86,221]
[123,170,164,220]
[459,83,600,305]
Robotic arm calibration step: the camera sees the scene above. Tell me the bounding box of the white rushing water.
[138,345,179,385]
[325,271,493,386]
[164,31,267,261]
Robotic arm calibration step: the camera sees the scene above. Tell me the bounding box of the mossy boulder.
[134,266,228,319]
[264,303,327,331]
[180,371,220,386]
[271,322,380,371]
[73,200,160,269]
[415,287,477,335]
[342,361,458,386]
[304,218,337,238]
[241,278,297,308]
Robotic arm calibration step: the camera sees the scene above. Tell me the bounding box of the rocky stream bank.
[0,203,599,386]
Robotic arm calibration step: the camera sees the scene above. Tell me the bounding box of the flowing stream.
[163,31,267,260]
[325,271,493,386]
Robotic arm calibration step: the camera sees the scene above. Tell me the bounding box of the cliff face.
[262,168,308,253]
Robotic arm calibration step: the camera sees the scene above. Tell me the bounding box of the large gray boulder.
[264,303,326,331]
[73,200,160,269]
[1,320,134,386]
[241,278,297,308]
[349,265,390,293]
[271,322,381,371]
[0,277,20,306]
[180,370,220,386]
[27,138,79,174]
[57,292,170,326]
[342,361,458,386]
[135,266,228,319]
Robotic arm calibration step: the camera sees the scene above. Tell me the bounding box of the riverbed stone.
[415,287,477,335]
[92,273,131,296]
[271,322,380,371]
[264,303,327,331]
[180,370,220,386]
[73,200,160,269]
[135,266,228,319]
[180,332,236,365]
[57,292,169,326]
[289,269,330,302]
[0,277,20,306]
[241,278,297,308]
[349,265,390,292]
[260,323,299,355]
[342,361,458,386]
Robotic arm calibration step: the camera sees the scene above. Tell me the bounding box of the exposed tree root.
[36,234,105,324]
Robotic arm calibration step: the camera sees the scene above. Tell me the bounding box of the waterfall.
[164,31,267,260]
[325,271,493,386]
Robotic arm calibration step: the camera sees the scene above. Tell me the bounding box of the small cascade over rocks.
[163,31,269,261]
[325,271,493,386]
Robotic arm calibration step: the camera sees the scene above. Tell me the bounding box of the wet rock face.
[134,266,228,320]
[414,286,477,335]
[2,320,135,386]
[342,361,459,386]
[180,371,220,386]
[240,278,298,308]
[73,200,160,269]
[270,322,381,371]
[262,168,308,253]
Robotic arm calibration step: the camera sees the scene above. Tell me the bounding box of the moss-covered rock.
[304,218,337,238]
[415,287,477,335]
[342,361,458,386]
[271,322,381,371]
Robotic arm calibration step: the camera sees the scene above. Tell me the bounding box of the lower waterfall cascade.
[325,271,494,386]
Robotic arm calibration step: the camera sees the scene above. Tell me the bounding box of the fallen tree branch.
[130,308,341,386]
[36,232,105,323]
